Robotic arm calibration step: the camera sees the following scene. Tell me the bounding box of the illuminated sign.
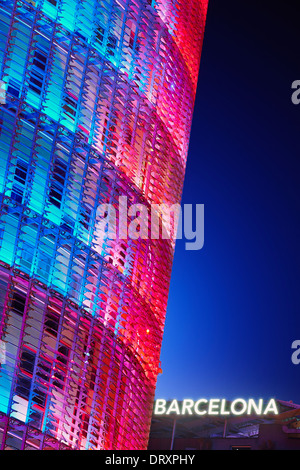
[154,398,279,416]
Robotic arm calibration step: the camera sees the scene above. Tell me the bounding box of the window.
[124,126,133,145]
[11,186,23,203]
[11,290,26,316]
[61,216,74,235]
[107,34,117,57]
[102,112,118,145]
[20,349,35,375]
[53,370,64,389]
[89,366,96,391]
[129,30,135,49]
[19,243,34,271]
[11,159,28,203]
[29,70,44,95]
[57,344,70,365]
[44,311,60,336]
[81,414,90,438]
[37,254,51,283]
[14,160,27,185]
[7,79,21,98]
[48,186,62,208]
[49,158,67,208]
[127,21,139,52]
[96,26,105,46]
[32,388,46,407]
[28,410,43,429]
[36,361,51,382]
[15,376,31,400]
[52,345,70,390]
[62,94,78,121]
[32,51,47,71]
[29,49,47,95]
[74,30,87,43]
[80,206,92,230]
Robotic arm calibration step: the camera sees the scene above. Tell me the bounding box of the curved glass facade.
[0,0,208,450]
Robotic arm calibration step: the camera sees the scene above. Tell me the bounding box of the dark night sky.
[155,1,300,403]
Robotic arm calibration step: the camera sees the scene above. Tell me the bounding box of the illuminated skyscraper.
[0,0,208,450]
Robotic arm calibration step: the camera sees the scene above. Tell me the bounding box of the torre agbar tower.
[0,0,208,450]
